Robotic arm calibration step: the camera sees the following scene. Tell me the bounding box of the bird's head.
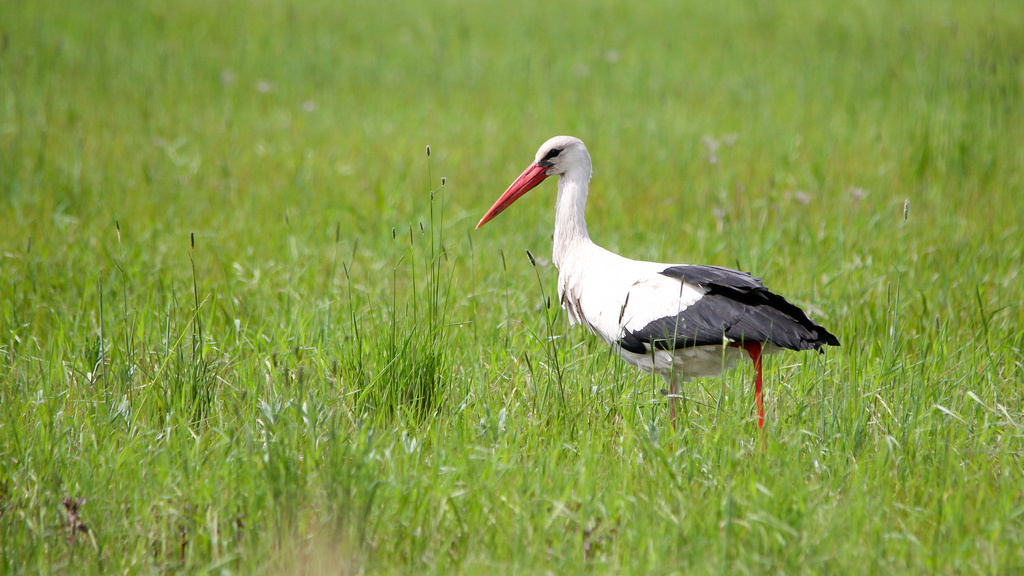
[476,136,591,229]
[532,135,589,177]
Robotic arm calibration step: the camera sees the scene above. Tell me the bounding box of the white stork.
[476,136,839,429]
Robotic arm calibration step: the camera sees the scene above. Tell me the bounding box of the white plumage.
[555,244,730,378]
[477,136,839,428]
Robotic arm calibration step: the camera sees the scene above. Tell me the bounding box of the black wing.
[618,265,840,354]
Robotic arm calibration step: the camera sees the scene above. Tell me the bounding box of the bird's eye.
[539,148,562,166]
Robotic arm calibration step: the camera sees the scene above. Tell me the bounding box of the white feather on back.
[555,242,759,381]
[558,244,704,344]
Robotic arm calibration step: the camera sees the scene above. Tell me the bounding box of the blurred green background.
[2,0,1023,573]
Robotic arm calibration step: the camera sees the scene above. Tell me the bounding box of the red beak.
[475,163,549,229]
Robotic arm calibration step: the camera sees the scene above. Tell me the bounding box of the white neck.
[552,169,593,271]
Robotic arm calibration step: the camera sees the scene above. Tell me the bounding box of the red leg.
[731,341,765,429]
[746,342,764,429]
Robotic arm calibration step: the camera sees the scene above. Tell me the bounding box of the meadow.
[2,0,1023,573]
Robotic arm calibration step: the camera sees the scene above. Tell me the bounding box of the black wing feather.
[618,265,840,354]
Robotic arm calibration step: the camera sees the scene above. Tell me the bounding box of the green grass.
[2,0,1024,573]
